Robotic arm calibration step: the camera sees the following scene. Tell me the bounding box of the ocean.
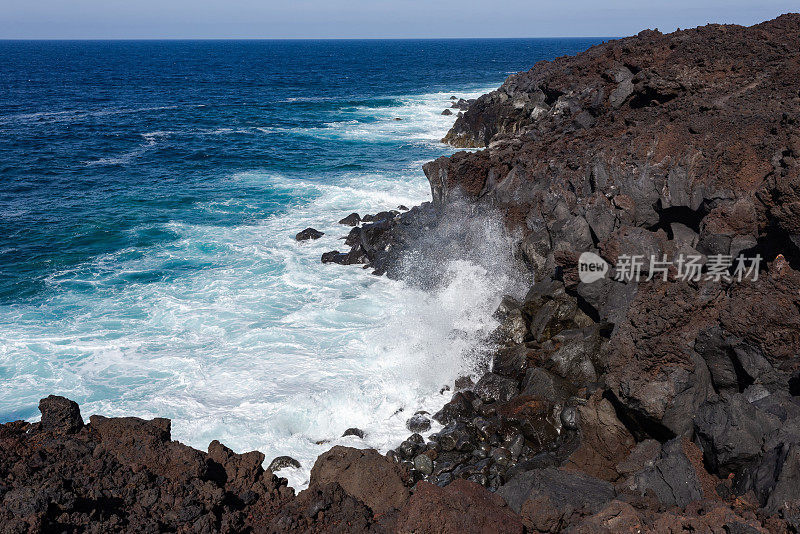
[0,38,603,487]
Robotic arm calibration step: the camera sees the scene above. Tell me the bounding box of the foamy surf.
[0,85,515,490]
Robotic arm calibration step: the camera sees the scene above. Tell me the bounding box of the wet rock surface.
[338,212,361,226]
[295,227,324,241]
[268,455,301,472]
[4,14,800,533]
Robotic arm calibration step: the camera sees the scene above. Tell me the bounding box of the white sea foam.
[293,89,489,144]
[0,85,519,490]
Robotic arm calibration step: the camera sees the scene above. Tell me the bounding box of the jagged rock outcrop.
[0,397,295,533]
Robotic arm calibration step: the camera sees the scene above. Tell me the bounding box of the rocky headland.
[3,14,800,533]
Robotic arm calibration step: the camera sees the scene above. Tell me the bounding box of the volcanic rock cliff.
[424,12,800,450]
[324,13,800,531]
[4,14,800,534]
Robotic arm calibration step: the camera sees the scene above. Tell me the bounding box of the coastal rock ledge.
[5,13,800,534]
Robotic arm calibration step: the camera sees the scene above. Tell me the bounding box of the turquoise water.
[0,38,603,487]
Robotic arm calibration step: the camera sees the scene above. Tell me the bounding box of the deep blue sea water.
[0,38,603,487]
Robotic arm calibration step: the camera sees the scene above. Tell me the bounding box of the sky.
[0,0,797,39]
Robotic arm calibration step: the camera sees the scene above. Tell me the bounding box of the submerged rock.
[342,427,365,439]
[406,414,432,433]
[268,455,301,471]
[295,227,324,241]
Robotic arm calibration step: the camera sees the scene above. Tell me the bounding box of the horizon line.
[0,36,616,42]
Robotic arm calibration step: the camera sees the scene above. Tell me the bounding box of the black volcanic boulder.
[492,296,529,346]
[493,343,538,381]
[432,391,476,425]
[714,391,800,514]
[495,395,561,451]
[620,438,715,508]
[342,427,365,439]
[694,393,780,476]
[268,455,301,472]
[406,414,431,433]
[760,444,800,522]
[473,372,519,403]
[497,466,615,515]
[338,213,361,226]
[520,367,572,403]
[321,250,344,263]
[295,227,324,241]
[542,327,602,384]
[321,246,368,265]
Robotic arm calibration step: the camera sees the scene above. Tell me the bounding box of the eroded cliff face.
[432,14,800,280]
[426,15,800,437]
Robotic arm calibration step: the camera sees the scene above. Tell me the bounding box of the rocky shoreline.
[3,13,800,533]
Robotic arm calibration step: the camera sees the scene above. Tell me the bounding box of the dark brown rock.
[396,479,523,534]
[38,395,83,434]
[564,392,635,482]
[268,482,383,533]
[309,446,410,515]
[0,398,294,533]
